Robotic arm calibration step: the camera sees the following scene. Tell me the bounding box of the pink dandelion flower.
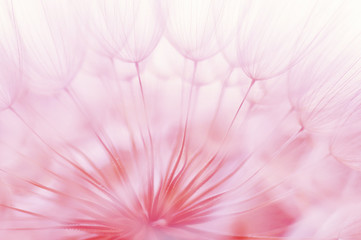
[1,0,361,240]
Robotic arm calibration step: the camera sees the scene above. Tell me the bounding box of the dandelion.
[1,0,361,240]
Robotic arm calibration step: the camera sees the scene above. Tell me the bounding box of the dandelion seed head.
[1,0,361,239]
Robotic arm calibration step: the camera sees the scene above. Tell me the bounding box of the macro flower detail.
[1,0,361,240]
